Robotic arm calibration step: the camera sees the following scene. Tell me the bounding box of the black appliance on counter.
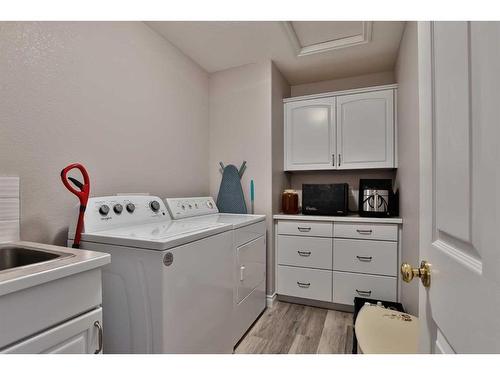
[358,179,399,217]
[302,183,349,216]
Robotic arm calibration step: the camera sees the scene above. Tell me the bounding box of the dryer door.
[237,236,266,304]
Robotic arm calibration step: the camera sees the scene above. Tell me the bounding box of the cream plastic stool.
[355,305,419,354]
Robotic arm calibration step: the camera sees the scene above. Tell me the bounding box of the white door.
[336,89,394,169]
[285,97,336,171]
[417,21,500,353]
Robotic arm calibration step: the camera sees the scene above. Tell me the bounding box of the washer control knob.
[99,205,110,216]
[206,201,214,209]
[113,204,123,214]
[150,200,160,212]
[181,204,186,210]
[126,203,135,213]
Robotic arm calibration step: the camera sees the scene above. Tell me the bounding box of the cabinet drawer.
[278,265,332,302]
[278,235,332,270]
[334,223,398,241]
[333,271,397,305]
[278,220,333,237]
[2,308,102,354]
[333,238,397,276]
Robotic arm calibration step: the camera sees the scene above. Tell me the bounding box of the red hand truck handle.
[60,163,90,248]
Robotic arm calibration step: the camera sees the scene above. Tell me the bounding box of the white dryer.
[68,195,234,353]
[164,197,266,346]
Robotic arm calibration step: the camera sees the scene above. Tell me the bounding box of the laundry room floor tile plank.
[235,301,353,354]
[316,309,353,354]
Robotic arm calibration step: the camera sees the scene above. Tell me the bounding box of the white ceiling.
[146,21,405,85]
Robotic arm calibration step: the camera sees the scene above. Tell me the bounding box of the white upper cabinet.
[285,97,336,171]
[284,86,396,171]
[336,89,394,169]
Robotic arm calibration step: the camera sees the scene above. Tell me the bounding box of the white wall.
[395,22,420,316]
[0,22,210,245]
[290,71,395,97]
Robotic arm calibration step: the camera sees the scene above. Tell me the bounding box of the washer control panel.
[164,197,219,219]
[72,195,169,235]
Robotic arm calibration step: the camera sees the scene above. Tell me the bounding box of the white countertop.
[0,241,110,297]
[273,213,402,224]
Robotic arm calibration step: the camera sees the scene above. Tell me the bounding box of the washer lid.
[82,220,232,251]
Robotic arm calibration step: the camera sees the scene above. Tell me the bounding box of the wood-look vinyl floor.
[235,301,354,354]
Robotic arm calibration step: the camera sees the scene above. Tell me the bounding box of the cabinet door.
[285,97,336,170]
[1,308,103,354]
[336,89,394,169]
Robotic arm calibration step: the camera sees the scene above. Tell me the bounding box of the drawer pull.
[297,281,311,288]
[297,226,311,232]
[356,255,373,262]
[356,289,372,296]
[356,229,373,235]
[297,250,312,257]
[94,321,103,354]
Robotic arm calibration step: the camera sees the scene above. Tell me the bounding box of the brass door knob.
[401,260,431,287]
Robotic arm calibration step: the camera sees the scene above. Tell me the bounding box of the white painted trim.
[282,21,373,58]
[266,293,277,307]
[283,84,398,103]
[273,221,279,298]
[417,20,434,354]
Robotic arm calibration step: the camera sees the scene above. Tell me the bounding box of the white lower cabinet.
[332,272,397,305]
[277,265,332,301]
[333,238,397,276]
[278,235,332,270]
[275,218,401,307]
[2,308,103,354]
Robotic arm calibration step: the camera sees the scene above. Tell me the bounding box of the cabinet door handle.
[94,321,103,354]
[332,154,335,166]
[297,227,311,232]
[297,281,311,288]
[240,265,245,281]
[338,154,341,167]
[297,250,311,257]
[356,255,373,262]
[356,289,372,296]
[356,229,373,234]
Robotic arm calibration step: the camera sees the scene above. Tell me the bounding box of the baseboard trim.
[266,293,277,307]
[277,294,354,313]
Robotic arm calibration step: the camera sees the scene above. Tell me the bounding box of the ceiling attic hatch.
[283,21,373,57]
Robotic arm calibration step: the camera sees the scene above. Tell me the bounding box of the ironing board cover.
[216,164,247,214]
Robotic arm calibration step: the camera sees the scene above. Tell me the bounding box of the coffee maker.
[358,179,399,217]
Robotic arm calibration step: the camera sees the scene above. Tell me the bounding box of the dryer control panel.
[164,197,219,220]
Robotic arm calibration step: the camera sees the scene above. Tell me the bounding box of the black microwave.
[302,184,349,216]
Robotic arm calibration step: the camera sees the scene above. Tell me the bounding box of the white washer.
[68,195,234,353]
[164,197,266,346]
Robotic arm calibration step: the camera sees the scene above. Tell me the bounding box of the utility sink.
[0,245,73,273]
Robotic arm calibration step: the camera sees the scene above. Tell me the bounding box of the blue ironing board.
[216,164,247,214]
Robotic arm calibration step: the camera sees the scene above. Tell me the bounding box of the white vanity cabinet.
[0,242,109,354]
[2,308,102,354]
[284,85,397,171]
[274,215,402,309]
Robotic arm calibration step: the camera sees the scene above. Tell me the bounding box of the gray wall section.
[208,61,274,294]
[0,22,210,245]
[271,62,291,294]
[395,22,420,316]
